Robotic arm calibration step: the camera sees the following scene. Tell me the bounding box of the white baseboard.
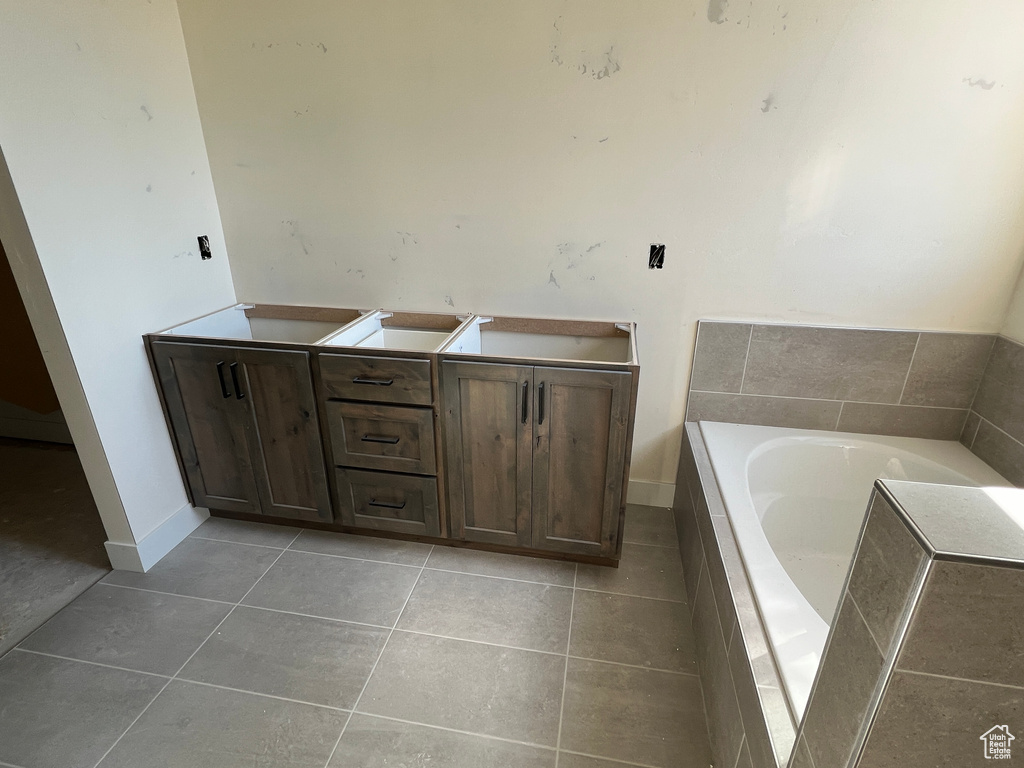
[104,503,210,572]
[626,480,676,508]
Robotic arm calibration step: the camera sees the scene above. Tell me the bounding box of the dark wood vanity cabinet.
[150,341,331,523]
[441,361,632,558]
[147,304,638,565]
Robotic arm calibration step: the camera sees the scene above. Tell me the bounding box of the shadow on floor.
[0,437,109,656]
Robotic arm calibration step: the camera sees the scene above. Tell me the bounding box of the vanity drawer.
[318,354,432,406]
[334,468,440,537]
[326,401,436,475]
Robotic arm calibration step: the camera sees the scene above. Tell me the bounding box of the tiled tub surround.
[673,422,797,768]
[961,334,1024,487]
[793,481,1024,768]
[697,421,1008,721]
[686,321,996,441]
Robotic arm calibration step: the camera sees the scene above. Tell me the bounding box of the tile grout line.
[898,667,1024,692]
[188,534,291,550]
[420,565,575,589]
[559,748,672,768]
[11,648,172,679]
[688,388,971,411]
[354,712,558,752]
[619,540,679,550]
[897,333,921,405]
[848,591,885,659]
[170,677,350,712]
[553,564,578,768]
[566,655,698,678]
[574,586,686,604]
[18,615,696,683]
[92,582,236,605]
[90,529,303,768]
[975,411,1024,447]
[320,545,434,768]
[732,734,746,768]
[738,325,754,395]
[389,628,565,658]
[93,582,396,629]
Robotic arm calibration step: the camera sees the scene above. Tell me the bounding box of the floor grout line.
[553,564,578,768]
[320,545,434,768]
[566,655,699,677]
[187,534,290,550]
[171,677,351,712]
[11,648,172,679]
[559,748,671,768]
[350,712,559,751]
[91,541,294,768]
[573,586,686,604]
[421,565,575,589]
[390,628,566,657]
[90,582,396,630]
[91,581,236,605]
[285,546,425,570]
[619,540,679,550]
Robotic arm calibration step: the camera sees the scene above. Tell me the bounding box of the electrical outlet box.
[649,244,665,269]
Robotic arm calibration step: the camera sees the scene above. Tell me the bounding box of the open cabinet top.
[151,304,637,365]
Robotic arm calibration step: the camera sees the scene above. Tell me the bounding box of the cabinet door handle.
[369,498,406,510]
[521,381,529,424]
[361,434,400,444]
[538,381,546,425]
[216,361,231,399]
[229,362,245,400]
[352,376,394,387]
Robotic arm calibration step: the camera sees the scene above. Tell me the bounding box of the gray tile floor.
[0,505,713,768]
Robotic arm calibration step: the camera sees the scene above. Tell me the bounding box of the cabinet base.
[208,509,621,567]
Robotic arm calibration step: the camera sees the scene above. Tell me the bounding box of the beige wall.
[187,0,1024,482]
[1001,267,1024,344]
[0,0,236,547]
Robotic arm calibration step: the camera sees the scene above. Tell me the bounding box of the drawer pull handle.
[230,362,245,400]
[538,381,546,425]
[361,434,400,444]
[352,376,394,386]
[216,361,231,399]
[369,498,406,510]
[521,380,529,424]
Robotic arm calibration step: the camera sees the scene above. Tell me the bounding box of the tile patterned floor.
[0,505,713,768]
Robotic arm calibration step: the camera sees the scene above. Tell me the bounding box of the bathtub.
[698,421,1010,721]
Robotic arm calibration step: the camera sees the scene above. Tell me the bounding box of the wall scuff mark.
[548,270,560,288]
[140,105,153,121]
[708,0,729,24]
[963,77,996,90]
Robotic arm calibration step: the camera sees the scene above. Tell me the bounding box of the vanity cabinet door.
[234,347,332,522]
[531,366,631,557]
[151,342,331,522]
[441,361,534,548]
[150,342,261,515]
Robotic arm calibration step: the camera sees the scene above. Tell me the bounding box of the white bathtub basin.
[699,421,1010,720]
